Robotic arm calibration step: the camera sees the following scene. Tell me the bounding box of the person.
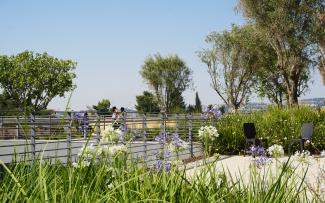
[120,107,127,131]
[111,106,120,129]
[120,107,126,119]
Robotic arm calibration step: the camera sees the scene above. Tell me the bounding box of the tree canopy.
[135,91,160,113]
[198,24,259,110]
[0,51,76,113]
[92,99,111,115]
[238,0,324,105]
[140,54,192,112]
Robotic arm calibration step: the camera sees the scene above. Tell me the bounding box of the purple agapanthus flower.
[246,145,266,157]
[255,156,272,168]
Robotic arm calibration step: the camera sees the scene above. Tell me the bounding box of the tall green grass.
[0,155,320,202]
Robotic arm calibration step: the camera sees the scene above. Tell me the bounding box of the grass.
[0,153,322,202]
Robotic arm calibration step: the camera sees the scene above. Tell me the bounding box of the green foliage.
[0,154,316,202]
[135,91,160,113]
[0,51,76,113]
[140,53,192,112]
[0,92,20,116]
[198,24,259,110]
[212,106,325,154]
[238,0,324,105]
[93,99,111,115]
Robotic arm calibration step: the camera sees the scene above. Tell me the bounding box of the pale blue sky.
[0,0,324,110]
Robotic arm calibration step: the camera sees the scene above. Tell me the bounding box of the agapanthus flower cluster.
[198,125,219,141]
[102,144,128,156]
[267,144,284,158]
[153,132,188,172]
[101,125,123,144]
[254,156,272,169]
[247,144,272,169]
[293,150,313,165]
[78,143,102,158]
[246,145,266,157]
[201,107,222,120]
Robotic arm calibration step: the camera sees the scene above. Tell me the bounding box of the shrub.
[208,106,325,154]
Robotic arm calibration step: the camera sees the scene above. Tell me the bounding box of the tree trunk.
[286,79,299,106]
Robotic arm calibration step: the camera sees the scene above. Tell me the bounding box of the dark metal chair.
[243,123,256,155]
[289,123,313,154]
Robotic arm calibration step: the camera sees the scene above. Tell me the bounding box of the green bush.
[210,106,325,154]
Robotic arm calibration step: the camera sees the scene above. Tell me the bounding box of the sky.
[0,0,324,111]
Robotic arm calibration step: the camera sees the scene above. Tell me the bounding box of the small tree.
[194,92,202,113]
[135,91,160,113]
[0,51,76,113]
[93,99,111,115]
[140,54,192,112]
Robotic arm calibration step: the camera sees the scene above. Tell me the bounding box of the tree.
[0,92,19,116]
[194,92,202,112]
[135,91,160,113]
[92,99,111,115]
[198,25,259,110]
[0,51,76,113]
[238,0,324,105]
[140,54,192,112]
[318,12,325,85]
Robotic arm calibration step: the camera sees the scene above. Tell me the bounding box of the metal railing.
[0,112,213,164]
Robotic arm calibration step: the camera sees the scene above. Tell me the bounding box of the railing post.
[96,114,101,144]
[160,112,166,161]
[49,115,52,137]
[176,113,179,134]
[188,113,193,158]
[67,112,72,163]
[142,113,147,163]
[30,113,36,160]
[1,117,3,137]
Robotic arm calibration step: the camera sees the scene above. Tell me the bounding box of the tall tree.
[318,12,325,85]
[198,25,259,110]
[238,0,325,105]
[92,99,111,115]
[140,54,192,112]
[0,51,76,113]
[194,92,202,112]
[135,91,160,113]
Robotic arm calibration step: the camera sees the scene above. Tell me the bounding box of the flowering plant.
[101,125,123,144]
[152,132,188,172]
[246,145,265,157]
[198,125,219,156]
[198,126,219,141]
[293,150,313,165]
[102,144,128,157]
[267,144,284,158]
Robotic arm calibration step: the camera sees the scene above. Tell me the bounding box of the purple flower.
[255,156,272,168]
[246,145,265,157]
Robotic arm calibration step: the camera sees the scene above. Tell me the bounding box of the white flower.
[78,144,95,158]
[103,144,128,156]
[267,144,284,158]
[293,150,313,165]
[101,125,123,143]
[198,125,219,141]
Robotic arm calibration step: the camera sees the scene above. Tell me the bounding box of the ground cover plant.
[213,106,325,154]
